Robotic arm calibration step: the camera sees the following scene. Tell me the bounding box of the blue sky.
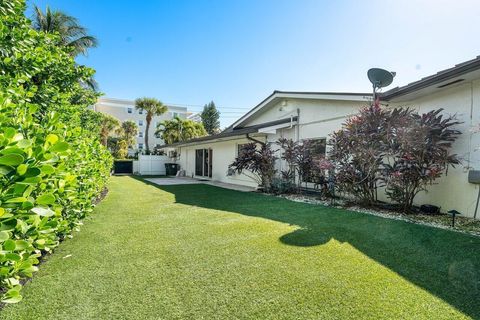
[27,0,480,127]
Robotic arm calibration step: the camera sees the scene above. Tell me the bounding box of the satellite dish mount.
[367,68,396,101]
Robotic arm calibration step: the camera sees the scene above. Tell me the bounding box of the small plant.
[269,177,297,195]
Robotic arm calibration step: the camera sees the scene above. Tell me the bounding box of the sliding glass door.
[195,149,212,178]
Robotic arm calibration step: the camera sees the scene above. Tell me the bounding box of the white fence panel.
[137,155,173,175]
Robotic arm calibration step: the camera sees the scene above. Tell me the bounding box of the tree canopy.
[156,117,207,145]
[201,101,220,135]
[32,5,98,57]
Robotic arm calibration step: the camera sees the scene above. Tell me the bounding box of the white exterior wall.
[178,137,262,188]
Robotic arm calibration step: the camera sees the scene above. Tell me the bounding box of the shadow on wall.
[139,178,480,319]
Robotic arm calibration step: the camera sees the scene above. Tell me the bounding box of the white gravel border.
[275,194,480,237]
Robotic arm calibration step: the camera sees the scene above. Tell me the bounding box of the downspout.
[296,108,300,142]
[246,133,265,145]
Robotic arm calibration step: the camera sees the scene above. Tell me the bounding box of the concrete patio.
[144,177,256,192]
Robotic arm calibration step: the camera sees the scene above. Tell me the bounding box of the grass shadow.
[139,178,480,318]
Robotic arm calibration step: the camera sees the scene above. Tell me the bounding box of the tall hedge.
[0,0,112,303]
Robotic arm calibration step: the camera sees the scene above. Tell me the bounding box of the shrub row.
[0,0,112,303]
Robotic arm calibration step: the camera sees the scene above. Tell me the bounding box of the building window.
[139,132,143,138]
[138,120,143,126]
[138,143,144,149]
[237,143,249,156]
[305,138,327,158]
[303,138,327,183]
[138,109,143,115]
[127,107,133,114]
[172,112,178,118]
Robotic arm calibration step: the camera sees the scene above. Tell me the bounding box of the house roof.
[229,90,371,129]
[381,55,480,101]
[162,116,298,148]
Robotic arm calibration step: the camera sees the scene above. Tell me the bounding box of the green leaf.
[0,220,17,231]
[16,139,31,148]
[14,240,29,251]
[49,141,69,153]
[5,197,27,203]
[3,128,16,139]
[3,239,15,251]
[0,231,9,242]
[25,167,41,177]
[16,164,27,175]
[0,165,13,175]
[40,165,55,175]
[0,148,25,155]
[4,253,20,262]
[0,208,5,217]
[45,134,58,145]
[0,154,24,166]
[36,194,55,205]
[2,294,22,304]
[31,207,55,217]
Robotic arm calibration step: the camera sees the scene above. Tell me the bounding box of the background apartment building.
[94,97,189,152]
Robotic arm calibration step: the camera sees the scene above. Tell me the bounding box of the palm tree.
[135,97,168,153]
[156,117,207,145]
[120,120,139,149]
[100,114,120,146]
[32,6,98,57]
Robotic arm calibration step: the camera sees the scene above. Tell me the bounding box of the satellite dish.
[367,68,395,89]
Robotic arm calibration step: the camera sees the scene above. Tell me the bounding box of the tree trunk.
[145,113,151,153]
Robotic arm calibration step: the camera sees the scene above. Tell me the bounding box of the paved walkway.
[145,177,256,192]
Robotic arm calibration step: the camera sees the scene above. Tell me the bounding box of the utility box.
[468,170,480,184]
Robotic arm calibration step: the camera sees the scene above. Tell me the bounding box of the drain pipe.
[246,134,265,145]
[296,108,300,142]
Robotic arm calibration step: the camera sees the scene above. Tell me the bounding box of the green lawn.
[2,176,480,319]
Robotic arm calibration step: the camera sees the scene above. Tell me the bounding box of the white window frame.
[138,132,143,138]
[127,107,133,114]
[138,120,143,126]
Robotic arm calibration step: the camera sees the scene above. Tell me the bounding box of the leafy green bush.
[0,0,112,303]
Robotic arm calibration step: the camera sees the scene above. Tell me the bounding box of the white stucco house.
[163,56,480,218]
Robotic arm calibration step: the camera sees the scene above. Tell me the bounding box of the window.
[138,109,143,115]
[138,120,143,126]
[303,138,327,183]
[237,143,249,156]
[305,138,327,158]
[127,107,133,114]
[138,132,143,138]
[172,112,178,118]
[138,143,144,149]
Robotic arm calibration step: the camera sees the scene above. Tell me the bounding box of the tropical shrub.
[330,102,461,211]
[229,142,277,190]
[276,138,331,189]
[383,108,461,211]
[329,103,389,205]
[0,0,112,303]
[269,177,297,195]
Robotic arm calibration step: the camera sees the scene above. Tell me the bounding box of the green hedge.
[0,0,112,303]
